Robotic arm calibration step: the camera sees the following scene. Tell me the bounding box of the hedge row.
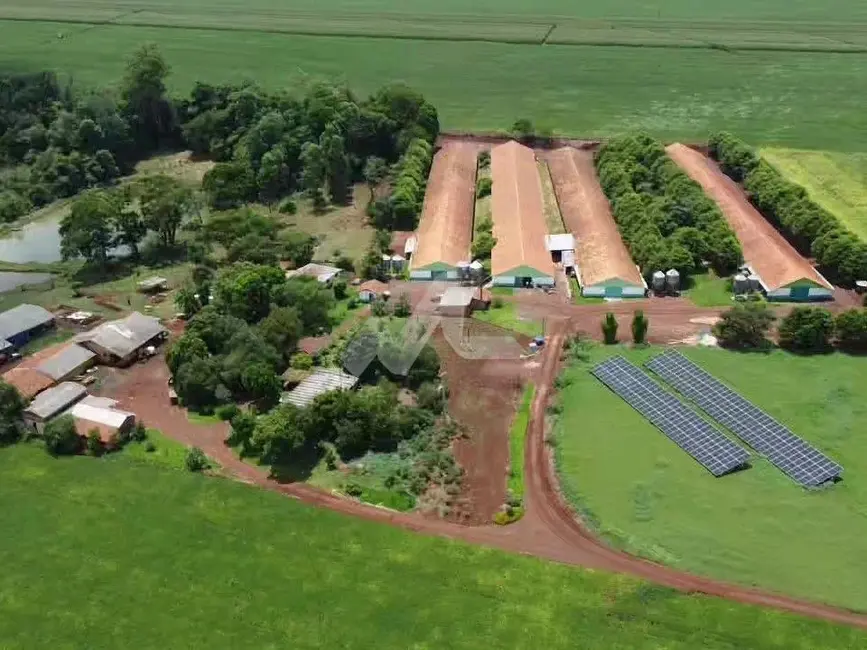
[388,138,433,226]
[708,132,867,286]
[596,133,742,279]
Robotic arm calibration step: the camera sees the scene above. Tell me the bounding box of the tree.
[174,286,202,318]
[226,411,257,453]
[511,118,534,144]
[175,357,224,411]
[240,363,282,409]
[213,262,286,324]
[299,141,326,197]
[258,306,303,362]
[166,333,209,375]
[113,197,146,259]
[394,292,412,318]
[778,307,834,353]
[271,277,335,333]
[713,303,776,350]
[137,174,193,248]
[185,446,210,472]
[363,156,388,205]
[43,415,80,455]
[59,190,116,265]
[406,344,440,389]
[185,306,247,354]
[332,279,348,300]
[120,44,176,149]
[631,311,649,345]
[835,309,867,351]
[320,123,350,204]
[202,162,257,210]
[252,403,308,464]
[279,231,316,268]
[0,380,25,445]
[601,313,618,345]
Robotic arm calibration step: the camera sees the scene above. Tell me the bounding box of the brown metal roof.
[3,367,54,399]
[412,141,477,269]
[490,141,555,278]
[358,280,389,294]
[547,148,644,288]
[666,144,832,291]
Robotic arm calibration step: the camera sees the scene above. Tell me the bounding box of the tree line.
[709,132,867,286]
[596,133,742,279]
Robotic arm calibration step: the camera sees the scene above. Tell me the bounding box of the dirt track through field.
[106,320,867,629]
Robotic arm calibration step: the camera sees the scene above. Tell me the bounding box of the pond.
[0,215,64,264]
[0,271,54,293]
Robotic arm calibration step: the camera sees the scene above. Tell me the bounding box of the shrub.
[492,296,504,309]
[216,404,241,421]
[332,279,348,300]
[131,420,148,442]
[321,442,340,470]
[277,198,297,214]
[144,440,157,453]
[290,352,314,369]
[476,176,492,198]
[601,313,618,345]
[393,292,412,318]
[493,505,524,525]
[185,446,210,472]
[713,303,776,350]
[835,309,867,351]
[477,151,491,168]
[631,310,649,345]
[43,415,80,456]
[417,382,445,414]
[372,298,390,317]
[778,307,834,353]
[86,430,104,457]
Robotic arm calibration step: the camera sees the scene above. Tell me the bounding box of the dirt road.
[105,331,867,629]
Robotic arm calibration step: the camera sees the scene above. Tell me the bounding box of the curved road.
[112,317,867,630]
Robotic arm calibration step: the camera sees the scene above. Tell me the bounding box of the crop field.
[2,18,867,150]
[760,149,867,240]
[2,444,867,649]
[553,345,867,612]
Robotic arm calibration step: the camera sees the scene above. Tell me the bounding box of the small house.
[285,263,343,285]
[23,381,88,433]
[358,279,389,303]
[437,286,491,317]
[75,312,167,367]
[70,398,135,444]
[0,304,55,349]
[136,276,169,294]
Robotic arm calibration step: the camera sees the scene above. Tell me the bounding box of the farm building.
[75,312,167,366]
[547,148,646,298]
[0,303,55,349]
[0,339,11,363]
[70,399,135,443]
[280,367,359,408]
[666,144,834,301]
[410,142,476,281]
[34,344,96,382]
[437,286,491,317]
[286,263,343,285]
[23,381,88,433]
[2,367,55,400]
[490,141,555,288]
[358,279,389,303]
[390,231,416,262]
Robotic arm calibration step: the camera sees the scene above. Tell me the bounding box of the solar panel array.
[591,356,749,476]
[646,350,842,487]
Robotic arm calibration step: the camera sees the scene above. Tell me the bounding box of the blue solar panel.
[591,356,749,476]
[646,350,842,487]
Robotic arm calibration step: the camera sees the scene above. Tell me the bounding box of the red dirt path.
[101,316,867,630]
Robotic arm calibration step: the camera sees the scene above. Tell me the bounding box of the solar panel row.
[591,356,749,477]
[646,350,842,487]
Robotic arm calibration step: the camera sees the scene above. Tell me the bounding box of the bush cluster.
[709,132,867,286]
[371,138,433,231]
[596,133,742,279]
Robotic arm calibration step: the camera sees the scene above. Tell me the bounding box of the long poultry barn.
[409,141,477,281]
[666,144,833,301]
[547,147,646,298]
[490,141,555,288]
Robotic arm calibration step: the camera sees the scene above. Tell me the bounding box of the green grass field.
[553,345,867,612]
[474,301,543,337]
[508,383,534,499]
[2,20,867,150]
[2,444,866,649]
[683,271,734,307]
[761,148,867,239]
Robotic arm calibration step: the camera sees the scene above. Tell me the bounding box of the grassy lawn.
[114,428,190,471]
[569,277,605,304]
[683,270,733,307]
[553,344,867,612]
[508,383,534,500]
[537,160,565,235]
[17,328,74,355]
[2,21,867,150]
[1,444,866,649]
[761,148,867,240]
[474,301,543,337]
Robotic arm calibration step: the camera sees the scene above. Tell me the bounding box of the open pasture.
[2,20,867,150]
[554,345,867,612]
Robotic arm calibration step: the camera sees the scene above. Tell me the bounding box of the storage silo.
[665,269,680,292]
[651,271,666,293]
[733,274,748,294]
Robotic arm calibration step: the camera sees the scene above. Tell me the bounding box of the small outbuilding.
[136,276,169,293]
[437,286,491,317]
[70,400,135,443]
[358,279,390,303]
[286,263,343,285]
[280,367,359,408]
[34,344,96,382]
[75,312,167,366]
[545,233,576,265]
[0,304,55,349]
[23,381,88,433]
